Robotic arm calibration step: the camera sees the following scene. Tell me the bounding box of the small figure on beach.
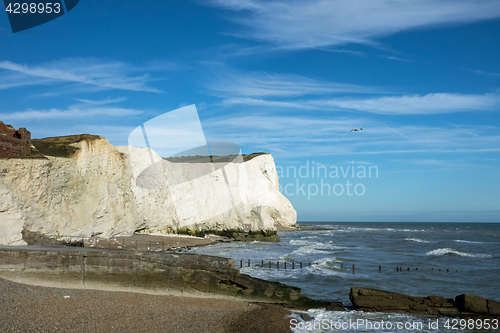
[350,128,363,132]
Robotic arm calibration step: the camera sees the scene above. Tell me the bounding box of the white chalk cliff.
[0,135,296,245]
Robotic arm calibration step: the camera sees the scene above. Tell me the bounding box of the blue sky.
[1,0,499,222]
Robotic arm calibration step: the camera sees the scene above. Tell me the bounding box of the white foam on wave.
[385,228,425,232]
[239,264,305,280]
[426,248,492,258]
[292,242,344,255]
[291,309,438,333]
[455,240,483,244]
[306,257,347,277]
[405,238,431,243]
[290,239,310,246]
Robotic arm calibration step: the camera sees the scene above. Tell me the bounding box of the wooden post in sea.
[277,262,279,270]
[240,260,242,268]
[300,262,303,269]
[248,259,250,267]
[292,262,295,269]
[261,260,263,267]
[284,262,287,270]
[341,263,343,271]
[379,265,381,271]
[269,261,271,269]
[352,264,355,271]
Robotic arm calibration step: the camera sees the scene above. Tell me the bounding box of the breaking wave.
[405,238,431,243]
[454,240,483,244]
[426,248,491,258]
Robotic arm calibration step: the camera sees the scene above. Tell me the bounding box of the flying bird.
[350,128,363,132]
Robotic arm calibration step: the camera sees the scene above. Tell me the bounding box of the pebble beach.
[0,277,292,333]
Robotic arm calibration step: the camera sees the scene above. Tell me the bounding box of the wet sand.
[0,277,293,333]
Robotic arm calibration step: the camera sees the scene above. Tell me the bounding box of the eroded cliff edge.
[0,135,296,245]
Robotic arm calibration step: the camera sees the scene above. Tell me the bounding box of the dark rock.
[455,294,488,313]
[325,301,345,311]
[300,313,313,321]
[438,308,460,316]
[428,295,446,305]
[488,299,500,315]
[350,287,499,318]
[349,287,413,311]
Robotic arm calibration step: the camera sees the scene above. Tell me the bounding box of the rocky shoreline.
[1,243,499,332]
[350,287,500,318]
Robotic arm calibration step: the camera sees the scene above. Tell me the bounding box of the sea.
[189,222,500,333]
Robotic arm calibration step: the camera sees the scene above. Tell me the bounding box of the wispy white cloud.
[204,114,500,157]
[0,105,143,121]
[221,92,500,115]
[0,58,164,93]
[0,73,54,90]
[314,93,500,114]
[73,97,129,105]
[380,55,414,62]
[461,67,500,77]
[209,70,378,97]
[321,48,366,57]
[222,97,320,110]
[207,0,500,49]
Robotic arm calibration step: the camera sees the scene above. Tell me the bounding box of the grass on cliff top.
[164,152,268,164]
[32,134,103,158]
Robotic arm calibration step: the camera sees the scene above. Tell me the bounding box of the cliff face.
[0,135,296,245]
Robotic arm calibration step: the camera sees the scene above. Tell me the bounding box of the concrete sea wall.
[0,248,331,310]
